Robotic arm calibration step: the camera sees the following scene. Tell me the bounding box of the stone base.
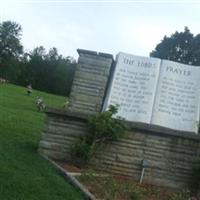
[38,108,200,188]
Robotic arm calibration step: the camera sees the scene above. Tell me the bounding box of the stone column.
[68,49,113,114]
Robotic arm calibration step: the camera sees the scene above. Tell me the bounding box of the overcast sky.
[1,0,200,59]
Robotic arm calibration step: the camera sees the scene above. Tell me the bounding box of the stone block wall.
[39,109,88,160]
[38,108,200,188]
[38,48,200,189]
[68,49,113,114]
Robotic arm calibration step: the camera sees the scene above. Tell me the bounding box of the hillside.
[0,84,84,200]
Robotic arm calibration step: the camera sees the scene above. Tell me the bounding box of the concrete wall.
[38,108,200,188]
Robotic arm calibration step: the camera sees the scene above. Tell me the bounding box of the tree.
[47,47,60,61]
[30,46,46,59]
[150,27,200,66]
[0,21,23,81]
[0,21,23,60]
[21,46,76,96]
[0,21,76,95]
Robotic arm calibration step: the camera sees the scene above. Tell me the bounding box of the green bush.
[71,105,127,165]
[191,159,200,194]
[87,105,126,146]
[130,191,141,200]
[168,189,191,200]
[71,138,93,165]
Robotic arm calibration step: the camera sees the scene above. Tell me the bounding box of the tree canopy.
[150,27,200,66]
[2,20,200,96]
[21,46,76,96]
[0,21,76,96]
[0,21,23,60]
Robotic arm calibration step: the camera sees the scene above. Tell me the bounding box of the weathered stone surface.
[74,70,108,82]
[76,64,108,76]
[38,48,200,189]
[77,49,113,61]
[38,109,200,188]
[73,78,106,89]
[68,49,113,114]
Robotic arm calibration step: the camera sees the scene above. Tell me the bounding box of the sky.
[0,0,200,59]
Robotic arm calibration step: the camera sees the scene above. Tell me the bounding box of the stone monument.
[39,49,200,188]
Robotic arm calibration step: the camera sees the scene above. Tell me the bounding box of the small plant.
[78,169,97,182]
[71,105,127,165]
[191,159,200,196]
[130,191,141,200]
[87,105,126,146]
[63,99,69,108]
[168,189,191,200]
[71,138,93,165]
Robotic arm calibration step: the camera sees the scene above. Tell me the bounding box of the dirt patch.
[55,160,83,173]
[54,160,195,200]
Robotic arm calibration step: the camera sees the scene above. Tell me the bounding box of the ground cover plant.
[77,171,192,200]
[0,83,84,200]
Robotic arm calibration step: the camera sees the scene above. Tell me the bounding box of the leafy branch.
[71,105,127,165]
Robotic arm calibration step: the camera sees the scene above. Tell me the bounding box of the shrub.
[71,138,93,165]
[130,191,141,200]
[87,105,126,146]
[168,189,191,200]
[71,105,126,165]
[191,159,200,195]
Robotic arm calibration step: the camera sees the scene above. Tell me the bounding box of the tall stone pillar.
[68,49,113,114]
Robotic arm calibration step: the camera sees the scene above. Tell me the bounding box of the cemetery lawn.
[0,84,84,200]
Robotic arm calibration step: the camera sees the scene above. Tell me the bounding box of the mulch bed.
[54,160,196,200]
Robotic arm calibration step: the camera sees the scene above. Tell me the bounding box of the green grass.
[0,84,84,200]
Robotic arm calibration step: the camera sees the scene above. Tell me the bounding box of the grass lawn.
[0,84,85,200]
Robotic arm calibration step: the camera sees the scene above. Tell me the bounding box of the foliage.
[78,172,192,200]
[0,20,76,96]
[130,191,141,200]
[150,27,200,66]
[0,84,83,199]
[168,189,191,200]
[71,105,127,165]
[71,138,93,164]
[0,20,23,59]
[0,21,23,82]
[87,105,126,145]
[191,159,200,194]
[20,46,76,96]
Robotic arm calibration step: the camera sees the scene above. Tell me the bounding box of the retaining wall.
[38,108,200,188]
[38,49,200,188]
